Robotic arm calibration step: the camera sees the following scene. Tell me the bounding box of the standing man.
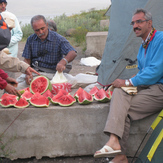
[94,9,163,163]
[0,0,23,80]
[0,0,23,58]
[17,15,77,90]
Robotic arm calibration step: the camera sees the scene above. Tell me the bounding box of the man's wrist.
[125,79,130,86]
[62,58,68,65]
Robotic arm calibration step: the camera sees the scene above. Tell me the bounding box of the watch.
[125,80,130,86]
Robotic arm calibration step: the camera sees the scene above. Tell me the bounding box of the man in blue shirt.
[94,9,163,163]
[18,15,76,87]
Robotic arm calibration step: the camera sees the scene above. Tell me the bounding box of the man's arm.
[0,51,40,75]
[56,51,77,72]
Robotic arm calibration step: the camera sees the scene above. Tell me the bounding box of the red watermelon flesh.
[42,89,54,100]
[29,92,49,107]
[14,97,29,108]
[57,94,76,106]
[0,93,18,102]
[89,86,99,95]
[74,87,84,99]
[19,87,30,94]
[30,76,52,94]
[51,89,69,104]
[94,88,111,103]
[0,96,18,107]
[77,89,93,105]
[21,90,33,100]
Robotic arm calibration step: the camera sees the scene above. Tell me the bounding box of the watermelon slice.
[74,87,93,105]
[74,87,83,99]
[30,76,52,94]
[57,94,76,106]
[94,88,111,103]
[14,97,29,108]
[0,93,18,102]
[21,90,33,100]
[29,92,50,107]
[89,86,99,95]
[0,95,18,107]
[42,89,54,100]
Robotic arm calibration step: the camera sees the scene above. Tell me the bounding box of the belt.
[32,63,56,73]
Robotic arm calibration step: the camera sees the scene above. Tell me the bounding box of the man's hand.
[25,67,40,84]
[25,74,32,85]
[56,61,66,73]
[6,77,18,87]
[4,84,20,96]
[112,79,126,88]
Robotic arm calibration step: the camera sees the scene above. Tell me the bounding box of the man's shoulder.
[49,30,65,40]
[156,31,163,37]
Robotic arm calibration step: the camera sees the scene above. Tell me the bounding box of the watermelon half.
[94,88,111,103]
[14,97,29,108]
[29,93,50,107]
[30,76,52,94]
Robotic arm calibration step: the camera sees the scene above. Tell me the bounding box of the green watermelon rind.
[58,95,76,107]
[29,92,50,107]
[30,76,52,95]
[30,100,49,107]
[0,97,18,108]
[77,91,93,105]
[94,89,110,103]
[51,93,76,106]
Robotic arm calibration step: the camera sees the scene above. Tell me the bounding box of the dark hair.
[133,8,152,21]
[47,19,57,32]
[31,15,47,28]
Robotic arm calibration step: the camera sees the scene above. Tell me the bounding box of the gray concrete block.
[100,20,110,29]
[0,102,158,160]
[85,32,108,59]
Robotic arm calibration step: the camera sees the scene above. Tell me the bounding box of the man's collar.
[142,30,152,44]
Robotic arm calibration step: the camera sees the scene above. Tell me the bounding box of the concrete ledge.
[0,102,110,160]
[86,31,108,59]
[0,102,158,160]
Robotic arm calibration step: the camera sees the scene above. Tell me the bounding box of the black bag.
[0,14,11,51]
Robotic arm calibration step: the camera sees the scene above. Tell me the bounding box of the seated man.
[94,8,163,163]
[17,15,77,89]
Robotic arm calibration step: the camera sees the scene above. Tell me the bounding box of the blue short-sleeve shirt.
[22,30,76,70]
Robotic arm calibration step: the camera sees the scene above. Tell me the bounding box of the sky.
[7,0,111,17]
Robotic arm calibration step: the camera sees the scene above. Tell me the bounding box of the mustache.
[38,33,45,37]
[134,27,141,32]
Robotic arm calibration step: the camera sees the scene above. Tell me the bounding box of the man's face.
[131,12,152,40]
[32,19,49,41]
[0,2,7,12]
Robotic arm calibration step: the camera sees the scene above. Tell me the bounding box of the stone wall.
[0,102,158,160]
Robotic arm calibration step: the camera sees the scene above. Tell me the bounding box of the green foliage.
[0,135,15,161]
[21,9,109,50]
[21,24,34,41]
